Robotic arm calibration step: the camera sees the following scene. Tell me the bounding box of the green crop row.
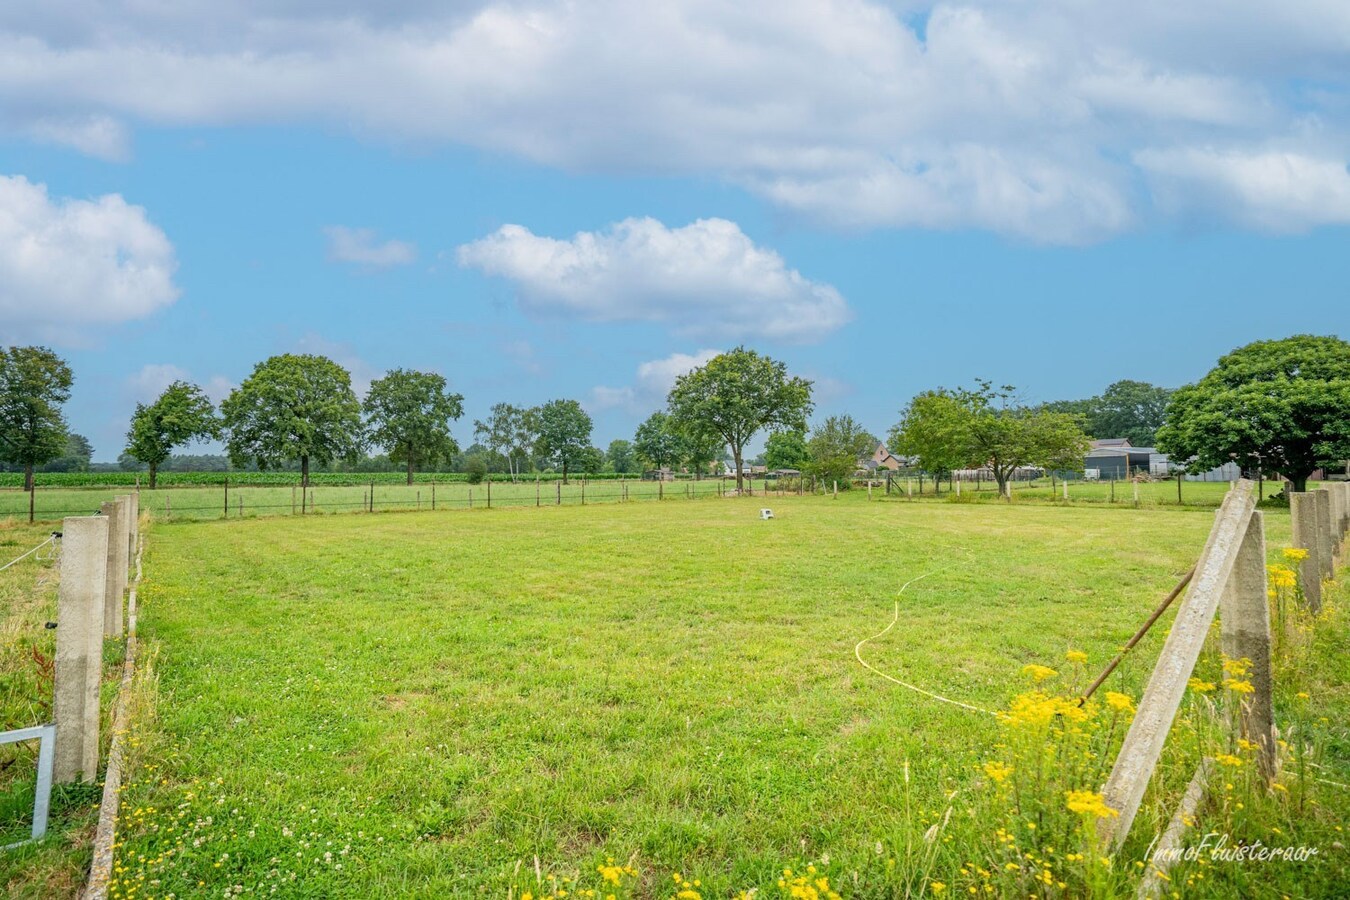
[0,470,711,489]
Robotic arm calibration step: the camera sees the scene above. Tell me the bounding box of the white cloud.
[126,363,190,403]
[0,174,178,344]
[21,114,131,161]
[1135,147,1350,231]
[323,225,416,268]
[590,348,720,412]
[3,2,1350,239]
[458,218,849,342]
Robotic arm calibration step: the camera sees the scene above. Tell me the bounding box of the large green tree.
[473,403,537,481]
[807,415,875,487]
[533,399,593,482]
[893,381,1090,495]
[666,347,813,491]
[40,433,94,473]
[633,411,685,471]
[681,428,725,480]
[0,346,73,491]
[125,381,221,488]
[1156,335,1350,492]
[763,428,809,471]
[1046,380,1172,446]
[364,369,464,484]
[221,354,365,487]
[606,439,639,474]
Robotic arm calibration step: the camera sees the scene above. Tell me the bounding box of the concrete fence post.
[54,515,109,783]
[1314,490,1333,580]
[100,497,128,637]
[1098,480,1256,849]
[127,492,139,570]
[1291,492,1324,613]
[1218,510,1276,781]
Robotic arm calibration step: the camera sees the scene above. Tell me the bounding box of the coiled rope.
[854,569,999,718]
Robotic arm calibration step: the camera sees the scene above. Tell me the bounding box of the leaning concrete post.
[1098,480,1256,850]
[100,498,128,637]
[1219,510,1276,781]
[54,515,109,783]
[1313,490,1333,580]
[1291,493,1324,613]
[127,492,139,569]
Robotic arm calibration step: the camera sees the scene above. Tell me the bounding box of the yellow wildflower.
[1187,678,1217,693]
[1105,692,1135,713]
[1224,679,1255,694]
[1066,650,1088,664]
[982,761,1013,784]
[931,882,947,894]
[1065,790,1120,819]
[1222,657,1252,677]
[1022,664,1059,683]
[1281,547,1308,562]
[1215,754,1244,767]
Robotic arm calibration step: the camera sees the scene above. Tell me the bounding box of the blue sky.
[1,2,1347,461]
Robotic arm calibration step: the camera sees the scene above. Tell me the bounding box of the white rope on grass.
[0,535,56,574]
[854,568,999,718]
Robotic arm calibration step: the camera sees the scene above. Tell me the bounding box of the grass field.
[0,476,1277,523]
[3,494,1346,898]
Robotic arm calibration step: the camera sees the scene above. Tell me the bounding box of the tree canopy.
[126,381,221,487]
[893,381,1090,493]
[473,403,537,481]
[763,428,809,471]
[1045,380,1172,446]
[806,414,874,487]
[606,439,639,474]
[0,346,73,491]
[533,398,593,482]
[1156,335,1350,492]
[221,354,365,486]
[666,347,812,490]
[364,369,464,484]
[633,412,684,471]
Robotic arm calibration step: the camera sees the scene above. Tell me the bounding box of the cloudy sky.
[1,1,1347,460]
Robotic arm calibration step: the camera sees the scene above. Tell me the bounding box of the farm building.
[1083,439,1154,479]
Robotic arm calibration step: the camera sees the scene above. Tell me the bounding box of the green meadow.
[3,495,1347,898]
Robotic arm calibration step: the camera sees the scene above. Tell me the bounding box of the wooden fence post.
[54,515,109,783]
[1218,509,1276,780]
[1098,480,1256,849]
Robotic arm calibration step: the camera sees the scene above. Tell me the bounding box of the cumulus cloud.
[458,218,849,342]
[3,2,1350,239]
[1135,147,1350,231]
[126,363,190,402]
[590,348,721,412]
[323,226,416,268]
[125,363,234,405]
[0,174,178,344]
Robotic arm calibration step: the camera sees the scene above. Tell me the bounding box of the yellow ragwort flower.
[1065,790,1120,819]
[1188,678,1217,693]
[1021,664,1059,684]
[1105,692,1135,714]
[1224,678,1256,695]
[1281,547,1308,562]
[982,761,1014,784]
[1066,650,1088,664]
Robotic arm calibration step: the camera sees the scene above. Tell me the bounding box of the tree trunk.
[1290,473,1309,493]
[149,462,158,490]
[406,451,414,486]
[562,460,569,484]
[23,464,33,492]
[733,446,744,492]
[301,454,310,489]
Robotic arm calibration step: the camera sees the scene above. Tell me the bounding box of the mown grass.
[7,494,1345,897]
[0,475,1267,523]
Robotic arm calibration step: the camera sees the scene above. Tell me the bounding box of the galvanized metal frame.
[0,723,57,849]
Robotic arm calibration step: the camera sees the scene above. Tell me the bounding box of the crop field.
[3,495,1347,898]
[0,476,1265,523]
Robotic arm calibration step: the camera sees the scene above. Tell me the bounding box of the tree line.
[2,335,1347,493]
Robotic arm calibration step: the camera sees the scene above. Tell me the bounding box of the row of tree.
[4,335,1346,494]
